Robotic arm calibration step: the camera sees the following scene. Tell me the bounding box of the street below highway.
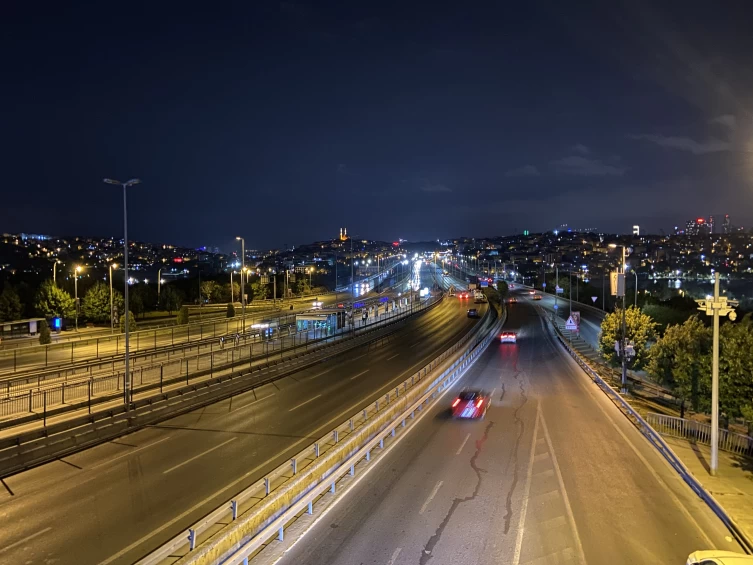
[0,270,484,565]
[0,293,351,376]
[270,290,742,565]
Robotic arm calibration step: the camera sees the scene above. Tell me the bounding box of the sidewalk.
[662,435,753,544]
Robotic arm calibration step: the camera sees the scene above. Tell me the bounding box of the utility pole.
[696,273,738,475]
[103,177,141,409]
[236,237,246,333]
[555,265,558,319]
[620,245,627,394]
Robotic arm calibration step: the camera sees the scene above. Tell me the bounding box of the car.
[686,550,753,564]
[500,331,517,343]
[528,289,536,295]
[451,389,490,419]
[532,294,542,300]
[467,308,479,318]
[509,284,515,289]
[458,292,469,299]
[507,297,517,304]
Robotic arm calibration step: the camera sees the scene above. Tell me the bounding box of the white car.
[499,331,517,343]
[312,301,323,309]
[687,550,753,564]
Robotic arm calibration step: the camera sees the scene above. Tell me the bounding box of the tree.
[598,305,657,370]
[495,280,509,298]
[129,291,145,318]
[226,303,236,318]
[159,285,183,314]
[81,281,124,324]
[119,310,137,332]
[252,280,269,301]
[0,283,23,322]
[642,304,695,335]
[131,283,157,317]
[211,283,227,304]
[38,319,51,345]
[176,305,190,325]
[718,314,753,421]
[35,280,75,319]
[200,281,216,304]
[647,316,711,414]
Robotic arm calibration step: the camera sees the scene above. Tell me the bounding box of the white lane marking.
[512,402,540,565]
[350,369,370,381]
[288,394,322,413]
[419,480,443,515]
[163,437,237,475]
[270,366,469,564]
[455,433,471,456]
[308,367,334,380]
[350,353,367,362]
[234,394,275,413]
[410,342,421,348]
[91,436,172,470]
[388,547,402,565]
[99,370,440,565]
[386,354,400,361]
[538,408,586,564]
[0,527,52,555]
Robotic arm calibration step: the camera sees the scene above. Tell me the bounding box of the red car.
[451,389,490,419]
[458,292,469,299]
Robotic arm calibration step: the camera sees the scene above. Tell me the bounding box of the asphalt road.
[0,275,483,564]
[273,291,742,565]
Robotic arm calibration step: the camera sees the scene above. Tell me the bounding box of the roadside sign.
[553,304,558,310]
[571,311,581,327]
[591,296,597,303]
[542,282,547,288]
[555,286,564,294]
[565,316,578,330]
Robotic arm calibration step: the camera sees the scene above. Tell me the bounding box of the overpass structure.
[0,266,748,564]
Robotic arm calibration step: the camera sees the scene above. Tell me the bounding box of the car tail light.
[452,399,461,408]
[476,398,484,408]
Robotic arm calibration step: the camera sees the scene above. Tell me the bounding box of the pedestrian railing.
[646,413,753,458]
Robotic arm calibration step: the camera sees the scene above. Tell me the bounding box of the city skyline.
[3,2,753,249]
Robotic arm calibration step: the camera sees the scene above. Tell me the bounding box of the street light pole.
[696,272,738,476]
[109,263,118,334]
[53,261,58,285]
[157,268,162,301]
[236,237,245,333]
[634,270,638,309]
[621,245,627,394]
[104,177,141,408]
[74,266,81,331]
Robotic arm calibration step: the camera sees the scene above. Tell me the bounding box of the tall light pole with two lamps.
[696,272,738,476]
[103,177,141,409]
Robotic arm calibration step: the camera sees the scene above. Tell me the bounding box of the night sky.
[3,1,753,250]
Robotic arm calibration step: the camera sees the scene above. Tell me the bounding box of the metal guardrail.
[0,296,446,478]
[542,312,753,554]
[0,297,437,425]
[136,302,503,565]
[646,413,753,458]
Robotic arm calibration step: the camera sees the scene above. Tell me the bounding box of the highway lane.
[0,283,483,564]
[273,291,742,565]
[0,293,353,376]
